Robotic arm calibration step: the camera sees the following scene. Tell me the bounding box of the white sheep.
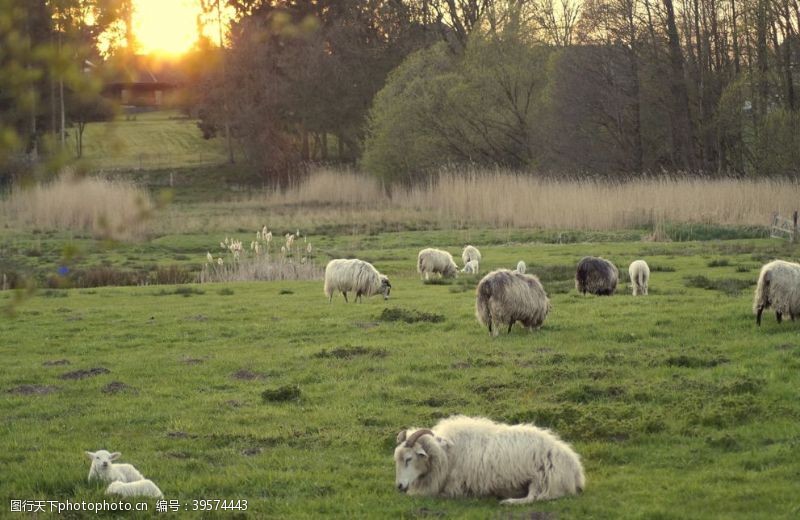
[753,259,800,325]
[86,450,144,483]
[323,259,391,303]
[475,269,550,336]
[575,256,618,295]
[515,260,526,274]
[462,245,482,265]
[461,259,479,274]
[395,415,585,504]
[106,479,164,499]
[417,248,458,280]
[628,259,650,296]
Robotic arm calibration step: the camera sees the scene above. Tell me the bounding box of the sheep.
[628,260,650,296]
[86,450,144,483]
[394,415,585,505]
[462,245,482,265]
[575,256,618,296]
[106,479,164,499]
[515,260,526,274]
[323,259,391,303]
[417,248,458,280]
[461,259,479,274]
[475,269,550,336]
[753,259,800,326]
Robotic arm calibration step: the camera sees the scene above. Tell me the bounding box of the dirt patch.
[102,381,136,394]
[166,431,197,439]
[7,384,58,395]
[241,447,262,456]
[353,321,379,329]
[42,359,70,366]
[224,400,242,408]
[262,385,301,403]
[59,367,110,380]
[313,347,388,360]
[378,308,444,324]
[665,355,729,368]
[186,314,208,322]
[231,369,264,380]
[181,357,205,365]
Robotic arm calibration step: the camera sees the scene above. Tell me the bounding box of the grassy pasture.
[2,238,800,518]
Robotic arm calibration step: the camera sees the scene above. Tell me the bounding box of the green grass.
[2,238,800,518]
[80,110,228,170]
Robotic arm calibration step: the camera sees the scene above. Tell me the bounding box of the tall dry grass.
[1,173,153,240]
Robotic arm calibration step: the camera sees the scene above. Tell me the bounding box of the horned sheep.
[106,480,164,499]
[753,259,800,325]
[86,450,144,483]
[461,260,479,274]
[417,248,458,280]
[462,245,482,265]
[324,259,391,303]
[575,256,618,296]
[475,269,550,336]
[394,415,585,505]
[628,260,650,296]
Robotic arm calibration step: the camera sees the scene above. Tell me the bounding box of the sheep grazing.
[461,259,479,274]
[628,260,650,296]
[417,248,458,280]
[86,450,144,483]
[394,415,585,505]
[515,260,526,274]
[575,256,618,296]
[106,480,164,499]
[462,245,482,265]
[475,269,550,336]
[753,259,800,326]
[323,259,391,303]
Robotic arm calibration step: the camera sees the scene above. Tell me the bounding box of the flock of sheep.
[323,245,799,504]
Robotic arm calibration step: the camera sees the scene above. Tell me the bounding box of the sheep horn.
[404,429,434,448]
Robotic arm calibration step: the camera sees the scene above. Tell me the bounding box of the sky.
[133,0,232,56]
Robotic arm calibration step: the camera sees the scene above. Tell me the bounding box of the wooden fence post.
[793,211,798,244]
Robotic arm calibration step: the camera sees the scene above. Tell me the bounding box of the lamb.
[417,248,458,280]
[461,259,480,274]
[753,259,800,325]
[86,450,144,483]
[106,480,164,499]
[462,245,482,265]
[575,256,618,296]
[394,415,585,505]
[323,259,391,303]
[475,269,550,336]
[515,260,526,274]
[628,260,650,296]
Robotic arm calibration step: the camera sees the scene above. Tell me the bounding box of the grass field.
[3,237,800,518]
[80,111,229,171]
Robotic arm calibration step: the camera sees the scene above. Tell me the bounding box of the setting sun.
[133,0,205,55]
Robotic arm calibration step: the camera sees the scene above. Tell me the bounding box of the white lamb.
[462,245,482,265]
[417,248,458,280]
[628,259,650,296]
[395,415,584,504]
[323,258,391,303]
[106,480,164,499]
[461,259,479,274]
[86,450,144,483]
[515,261,526,274]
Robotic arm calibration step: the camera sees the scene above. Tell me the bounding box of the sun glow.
[133,0,205,56]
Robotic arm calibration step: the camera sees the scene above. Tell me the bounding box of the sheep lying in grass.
[86,450,144,483]
[395,415,585,504]
[515,261,526,274]
[575,256,618,296]
[475,269,550,336]
[106,480,164,499]
[462,245,482,265]
[628,260,650,296]
[753,259,800,325]
[417,248,458,280]
[461,259,480,274]
[324,259,391,303]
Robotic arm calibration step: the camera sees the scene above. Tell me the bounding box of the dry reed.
[1,173,153,240]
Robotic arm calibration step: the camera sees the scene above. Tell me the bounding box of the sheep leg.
[507,320,514,334]
[500,479,548,505]
[356,291,362,303]
[756,305,764,326]
[342,292,348,303]
[776,311,782,324]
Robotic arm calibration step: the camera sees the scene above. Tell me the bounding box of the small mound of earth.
[59,367,110,380]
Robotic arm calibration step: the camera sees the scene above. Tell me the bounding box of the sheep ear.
[110,452,121,460]
[436,436,452,450]
[415,447,428,458]
[396,430,407,444]
[85,451,95,459]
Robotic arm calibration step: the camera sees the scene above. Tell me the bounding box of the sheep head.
[394,429,450,493]
[86,450,121,472]
[379,275,391,300]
